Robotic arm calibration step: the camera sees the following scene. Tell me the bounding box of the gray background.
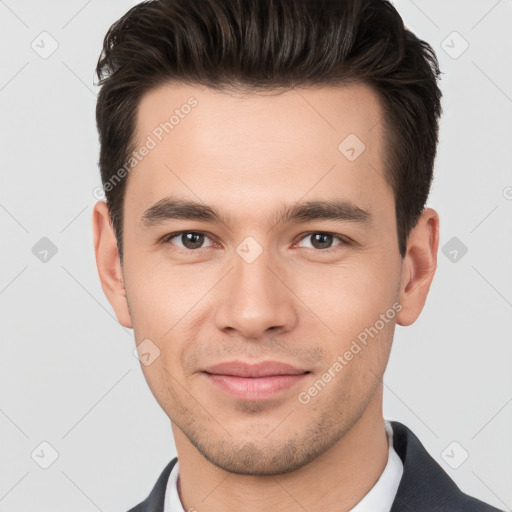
[1,0,511,510]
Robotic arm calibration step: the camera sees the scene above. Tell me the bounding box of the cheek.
[296,255,400,389]
[123,249,211,337]
[138,358,185,419]
[297,255,400,334]
[316,315,395,412]
[123,253,214,383]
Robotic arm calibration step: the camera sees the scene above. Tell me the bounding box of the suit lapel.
[127,458,177,512]
[389,420,502,511]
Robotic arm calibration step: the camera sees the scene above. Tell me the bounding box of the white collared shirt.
[164,419,403,512]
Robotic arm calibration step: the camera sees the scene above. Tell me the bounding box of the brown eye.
[296,232,344,250]
[165,231,212,250]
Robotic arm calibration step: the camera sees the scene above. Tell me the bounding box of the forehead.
[125,82,393,228]
[134,82,385,154]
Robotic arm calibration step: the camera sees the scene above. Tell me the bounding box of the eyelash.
[159,230,351,253]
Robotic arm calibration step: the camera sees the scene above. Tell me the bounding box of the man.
[92,0,503,510]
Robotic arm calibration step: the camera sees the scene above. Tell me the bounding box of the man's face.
[105,83,408,474]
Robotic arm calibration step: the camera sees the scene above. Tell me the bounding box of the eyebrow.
[140,196,373,228]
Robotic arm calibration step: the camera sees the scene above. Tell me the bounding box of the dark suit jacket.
[127,420,504,512]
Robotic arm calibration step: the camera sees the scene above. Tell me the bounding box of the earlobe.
[396,208,439,326]
[92,201,133,329]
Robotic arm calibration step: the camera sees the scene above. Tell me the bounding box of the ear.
[92,201,133,328]
[396,208,439,326]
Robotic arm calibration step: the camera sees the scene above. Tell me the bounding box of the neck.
[171,388,389,512]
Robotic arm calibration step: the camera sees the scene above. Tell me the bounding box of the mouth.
[202,360,311,400]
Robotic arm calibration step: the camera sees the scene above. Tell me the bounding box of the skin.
[93,82,439,512]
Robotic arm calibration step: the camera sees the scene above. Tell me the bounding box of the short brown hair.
[96,0,442,261]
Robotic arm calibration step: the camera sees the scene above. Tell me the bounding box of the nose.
[213,245,298,340]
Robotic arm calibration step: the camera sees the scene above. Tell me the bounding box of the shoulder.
[390,421,504,512]
[126,457,178,512]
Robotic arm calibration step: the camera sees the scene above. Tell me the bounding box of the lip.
[204,360,308,377]
[203,361,310,401]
